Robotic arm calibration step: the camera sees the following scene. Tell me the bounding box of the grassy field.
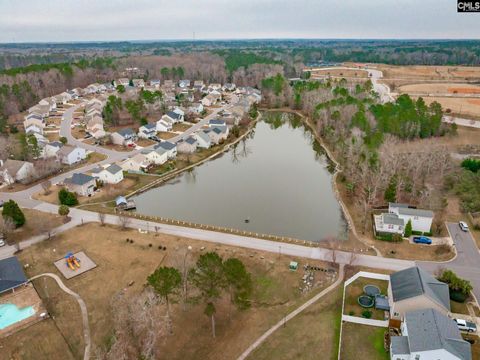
[343,277,389,320]
[0,208,64,244]
[13,223,338,360]
[340,323,389,360]
[251,286,343,360]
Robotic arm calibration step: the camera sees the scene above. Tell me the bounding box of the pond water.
[132,112,347,241]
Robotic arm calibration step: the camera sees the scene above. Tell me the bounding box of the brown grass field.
[310,68,368,79]
[7,223,338,360]
[416,96,480,119]
[398,83,480,95]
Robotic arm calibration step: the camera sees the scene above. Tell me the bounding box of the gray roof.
[185,136,197,145]
[0,159,32,176]
[209,119,225,125]
[404,309,471,359]
[398,207,434,218]
[389,202,409,208]
[65,173,95,186]
[166,111,181,120]
[156,141,176,150]
[141,123,156,130]
[49,141,63,148]
[390,336,410,355]
[212,127,222,135]
[0,256,28,293]
[196,131,211,143]
[390,267,450,311]
[116,128,135,137]
[382,213,404,226]
[105,163,122,174]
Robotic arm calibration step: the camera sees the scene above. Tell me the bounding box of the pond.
[132,112,347,242]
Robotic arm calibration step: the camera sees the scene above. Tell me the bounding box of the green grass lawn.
[340,323,389,360]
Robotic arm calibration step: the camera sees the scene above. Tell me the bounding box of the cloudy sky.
[0,0,478,42]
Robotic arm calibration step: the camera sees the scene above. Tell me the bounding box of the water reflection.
[132,112,347,241]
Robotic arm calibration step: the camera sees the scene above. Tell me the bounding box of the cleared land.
[310,68,368,79]
[378,64,480,81]
[14,223,337,360]
[340,323,389,360]
[398,83,480,95]
[416,96,480,119]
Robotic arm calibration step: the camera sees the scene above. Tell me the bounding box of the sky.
[0,0,479,42]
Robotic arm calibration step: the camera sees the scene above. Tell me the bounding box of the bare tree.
[41,180,52,195]
[1,217,17,250]
[98,212,106,226]
[117,214,131,230]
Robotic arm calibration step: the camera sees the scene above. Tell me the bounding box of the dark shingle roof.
[142,123,156,130]
[185,137,197,145]
[106,164,122,174]
[156,141,176,150]
[209,119,225,125]
[166,111,181,120]
[0,257,28,293]
[390,267,450,310]
[405,309,471,359]
[65,173,95,186]
[116,128,135,137]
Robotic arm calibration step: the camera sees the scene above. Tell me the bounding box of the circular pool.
[364,285,381,297]
[358,295,374,308]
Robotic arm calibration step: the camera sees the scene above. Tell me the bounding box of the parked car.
[413,236,432,245]
[454,318,477,333]
[84,133,92,139]
[459,221,469,232]
[149,135,161,142]
[0,238,5,247]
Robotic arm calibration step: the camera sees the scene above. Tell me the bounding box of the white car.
[459,221,469,232]
[0,239,5,247]
[454,318,477,333]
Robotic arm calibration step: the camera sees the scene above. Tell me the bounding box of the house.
[162,111,184,124]
[193,80,205,92]
[150,79,161,88]
[91,163,124,184]
[212,125,229,141]
[177,136,198,154]
[25,124,43,136]
[202,92,221,107]
[90,127,107,139]
[0,256,28,294]
[138,123,157,139]
[208,83,222,92]
[64,173,96,196]
[111,128,137,146]
[27,104,49,118]
[178,79,191,88]
[156,119,173,132]
[67,89,79,100]
[223,83,236,92]
[209,119,226,127]
[0,159,35,184]
[194,130,212,149]
[388,266,450,320]
[374,213,405,235]
[141,148,168,165]
[38,97,57,112]
[390,308,471,360]
[119,153,151,172]
[114,78,130,87]
[24,113,45,132]
[172,107,185,118]
[389,203,434,234]
[44,141,63,158]
[57,145,87,165]
[188,102,204,114]
[132,79,145,88]
[155,141,177,159]
[163,80,175,89]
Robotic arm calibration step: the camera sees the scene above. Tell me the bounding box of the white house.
[162,110,183,124]
[150,79,161,88]
[57,145,87,165]
[0,160,35,185]
[390,308,471,360]
[91,163,124,184]
[178,79,191,88]
[44,141,63,158]
[223,83,236,92]
[111,128,137,146]
[115,78,130,87]
[138,123,157,139]
[156,119,173,132]
[177,136,198,154]
[194,130,212,149]
[373,213,405,235]
[25,124,43,135]
[389,203,434,234]
[132,79,145,88]
[120,154,151,172]
[202,92,221,107]
[141,148,168,166]
[188,102,204,114]
[155,141,177,159]
[64,173,96,197]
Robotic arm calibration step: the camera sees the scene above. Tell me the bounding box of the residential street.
[419,223,480,301]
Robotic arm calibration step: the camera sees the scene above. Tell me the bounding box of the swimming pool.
[0,303,35,330]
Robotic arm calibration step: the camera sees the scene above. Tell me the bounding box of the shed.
[289,261,298,271]
[115,196,127,206]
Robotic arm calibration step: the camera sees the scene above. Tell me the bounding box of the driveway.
[418,223,480,301]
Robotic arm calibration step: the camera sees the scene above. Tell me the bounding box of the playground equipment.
[65,252,81,271]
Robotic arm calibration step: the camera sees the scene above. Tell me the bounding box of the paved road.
[30,273,91,360]
[418,223,480,301]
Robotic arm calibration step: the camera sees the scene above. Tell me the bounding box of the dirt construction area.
[2,223,339,360]
[398,83,480,95]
